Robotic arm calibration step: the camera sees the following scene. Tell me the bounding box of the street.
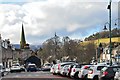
[1,71,72,80]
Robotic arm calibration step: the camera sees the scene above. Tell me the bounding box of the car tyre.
[93,76,99,80]
[1,72,4,77]
[84,74,88,80]
[53,73,57,75]
[74,72,79,79]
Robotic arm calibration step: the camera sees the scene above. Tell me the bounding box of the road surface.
[1,71,72,80]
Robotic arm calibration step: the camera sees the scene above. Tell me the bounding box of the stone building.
[1,38,15,68]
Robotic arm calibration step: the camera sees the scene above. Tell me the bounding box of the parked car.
[59,63,78,76]
[50,64,57,75]
[10,63,25,73]
[50,62,76,75]
[70,64,82,78]
[78,65,93,80]
[99,66,120,80]
[66,63,78,77]
[0,63,5,77]
[60,64,70,76]
[26,63,37,72]
[42,63,53,71]
[87,65,107,80]
[114,70,120,80]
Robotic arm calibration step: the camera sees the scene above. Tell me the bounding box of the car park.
[99,66,120,80]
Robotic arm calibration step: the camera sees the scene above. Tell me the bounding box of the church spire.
[20,23,26,49]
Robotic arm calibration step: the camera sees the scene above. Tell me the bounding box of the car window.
[107,67,114,73]
[97,66,105,70]
[61,63,74,67]
[45,64,51,66]
[28,65,36,68]
[101,67,107,71]
[112,67,120,72]
[76,65,81,68]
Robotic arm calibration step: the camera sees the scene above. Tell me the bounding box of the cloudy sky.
[0,0,119,45]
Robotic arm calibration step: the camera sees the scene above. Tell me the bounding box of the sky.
[0,0,119,45]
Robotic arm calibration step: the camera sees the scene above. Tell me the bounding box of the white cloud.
[0,0,118,44]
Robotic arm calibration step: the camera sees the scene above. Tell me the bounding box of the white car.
[0,63,5,77]
[10,64,25,72]
[50,64,58,75]
[60,65,70,76]
[50,62,76,75]
[42,63,53,71]
[70,64,81,78]
[78,65,93,79]
[87,65,106,80]
[114,70,120,80]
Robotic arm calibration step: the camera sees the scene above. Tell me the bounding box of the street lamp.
[103,0,112,66]
[115,18,120,26]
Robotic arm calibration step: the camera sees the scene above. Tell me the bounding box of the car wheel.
[84,74,88,80]
[110,77,114,80]
[74,72,79,79]
[1,72,4,77]
[93,76,99,80]
[53,73,57,75]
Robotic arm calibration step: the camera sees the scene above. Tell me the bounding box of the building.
[0,38,15,68]
[15,24,31,64]
[100,45,120,63]
[20,24,30,49]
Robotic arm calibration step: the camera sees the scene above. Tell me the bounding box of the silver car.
[0,63,5,77]
[114,70,120,80]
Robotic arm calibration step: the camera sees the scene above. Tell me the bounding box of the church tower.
[20,24,26,49]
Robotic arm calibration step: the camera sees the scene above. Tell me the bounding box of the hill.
[12,44,42,51]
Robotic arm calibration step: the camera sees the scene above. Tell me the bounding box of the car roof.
[58,62,76,65]
[28,63,36,65]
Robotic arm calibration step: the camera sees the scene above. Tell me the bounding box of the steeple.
[20,23,26,49]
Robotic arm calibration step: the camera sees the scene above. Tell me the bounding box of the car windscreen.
[28,65,36,68]
[45,64,51,66]
[97,66,106,71]
[61,63,74,67]
[75,65,82,68]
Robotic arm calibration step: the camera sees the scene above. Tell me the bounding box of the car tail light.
[58,64,61,70]
[68,68,71,72]
[103,71,108,76]
[82,75,84,78]
[68,68,70,71]
[89,70,93,74]
[84,66,89,69]
[73,69,76,72]
[52,68,54,70]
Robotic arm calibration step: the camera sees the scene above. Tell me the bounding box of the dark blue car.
[26,64,37,72]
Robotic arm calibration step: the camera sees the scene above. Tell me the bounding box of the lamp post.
[103,0,112,66]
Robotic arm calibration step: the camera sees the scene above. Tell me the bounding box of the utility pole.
[107,0,112,66]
